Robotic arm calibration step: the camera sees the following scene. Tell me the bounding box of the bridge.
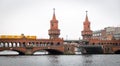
[64,40,103,54]
[0,39,104,55]
[0,38,120,55]
[89,39,120,54]
[0,38,66,55]
[64,39,120,54]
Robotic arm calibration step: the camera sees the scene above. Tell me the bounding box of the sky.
[0,0,120,40]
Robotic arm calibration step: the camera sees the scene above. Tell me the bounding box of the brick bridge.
[64,40,120,54]
[0,38,72,55]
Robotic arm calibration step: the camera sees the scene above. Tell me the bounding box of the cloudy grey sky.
[0,0,120,39]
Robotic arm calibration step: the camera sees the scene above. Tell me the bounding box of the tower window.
[52,23,54,27]
[88,25,89,28]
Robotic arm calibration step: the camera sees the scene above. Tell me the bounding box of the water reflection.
[47,55,60,66]
[0,55,120,66]
[82,55,93,66]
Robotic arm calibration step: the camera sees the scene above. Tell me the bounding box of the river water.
[0,54,120,66]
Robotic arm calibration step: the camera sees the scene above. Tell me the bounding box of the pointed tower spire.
[83,11,90,31]
[85,11,89,22]
[81,11,93,41]
[52,8,56,20]
[48,8,60,39]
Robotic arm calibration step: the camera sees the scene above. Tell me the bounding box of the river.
[0,54,120,66]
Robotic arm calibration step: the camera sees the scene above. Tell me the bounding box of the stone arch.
[79,47,87,54]
[45,49,64,55]
[0,49,25,55]
[33,49,64,55]
[11,49,25,55]
[73,46,87,54]
[78,46,103,54]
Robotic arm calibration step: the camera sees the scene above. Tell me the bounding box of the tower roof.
[52,8,56,20]
[85,11,89,22]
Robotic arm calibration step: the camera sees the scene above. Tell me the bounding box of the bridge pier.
[64,44,75,55]
[25,52,33,55]
[24,46,34,55]
[25,50,33,55]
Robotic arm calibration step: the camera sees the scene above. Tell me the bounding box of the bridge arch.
[0,49,25,55]
[75,47,87,54]
[114,50,120,54]
[75,45,103,54]
[33,49,64,55]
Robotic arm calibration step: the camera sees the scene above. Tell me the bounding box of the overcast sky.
[0,0,120,40]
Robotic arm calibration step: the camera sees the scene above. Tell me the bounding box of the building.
[92,27,120,40]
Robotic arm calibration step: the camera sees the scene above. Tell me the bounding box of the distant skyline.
[0,0,120,39]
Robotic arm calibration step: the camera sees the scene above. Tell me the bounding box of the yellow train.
[0,34,36,39]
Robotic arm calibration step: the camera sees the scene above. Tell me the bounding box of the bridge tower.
[48,8,60,39]
[81,11,93,41]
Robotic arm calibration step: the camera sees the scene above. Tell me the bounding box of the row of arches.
[0,42,61,48]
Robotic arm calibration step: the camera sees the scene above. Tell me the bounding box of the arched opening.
[114,50,120,54]
[46,49,63,55]
[33,49,64,55]
[81,46,103,54]
[74,47,82,54]
[56,42,60,46]
[34,50,48,55]
[0,50,25,55]
[0,50,18,55]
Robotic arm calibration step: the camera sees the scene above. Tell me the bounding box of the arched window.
[36,42,38,44]
[17,42,20,47]
[0,42,4,47]
[22,42,26,47]
[56,42,60,46]
[68,48,70,50]
[13,42,16,47]
[32,42,34,44]
[47,42,50,46]
[51,42,54,46]
[115,43,118,46]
